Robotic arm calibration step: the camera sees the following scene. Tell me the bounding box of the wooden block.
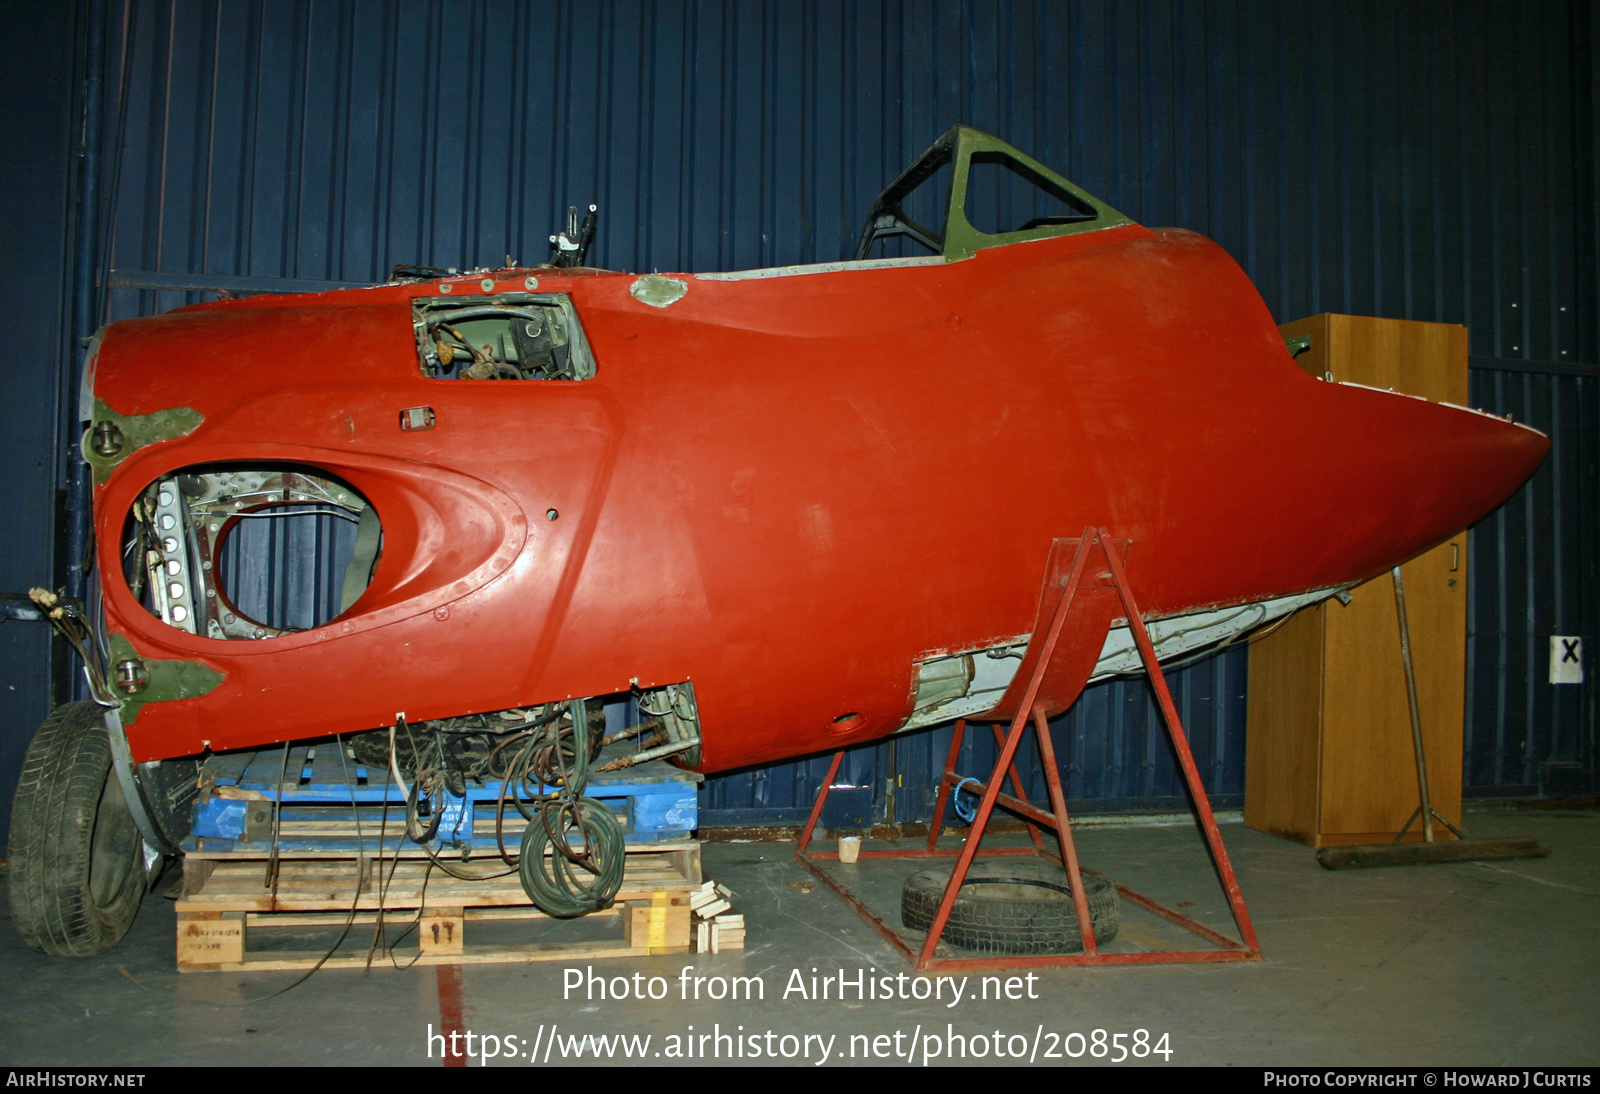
[181,856,219,900]
[706,920,743,951]
[662,900,690,950]
[666,843,703,886]
[647,892,670,949]
[177,911,246,966]
[696,921,710,952]
[419,908,465,955]
[623,894,688,954]
[693,897,731,919]
[714,914,744,929]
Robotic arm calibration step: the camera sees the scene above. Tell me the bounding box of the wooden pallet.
[176,841,699,972]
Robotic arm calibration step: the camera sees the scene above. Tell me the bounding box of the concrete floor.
[2,808,1595,1068]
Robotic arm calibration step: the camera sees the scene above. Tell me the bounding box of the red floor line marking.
[436,963,468,1068]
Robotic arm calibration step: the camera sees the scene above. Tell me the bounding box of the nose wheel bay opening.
[120,464,379,640]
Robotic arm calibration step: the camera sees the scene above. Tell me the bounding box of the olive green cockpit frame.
[852,125,1135,262]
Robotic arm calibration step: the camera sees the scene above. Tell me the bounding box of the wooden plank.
[1324,314,1469,403]
[180,856,219,900]
[185,838,700,862]
[1318,316,1465,838]
[668,844,702,884]
[178,850,699,913]
[178,940,690,973]
[1321,548,1464,836]
[1244,313,1332,845]
[177,901,693,972]
[176,910,245,966]
[625,896,691,954]
[243,906,626,928]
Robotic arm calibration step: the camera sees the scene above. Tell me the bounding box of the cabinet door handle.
[1450,543,1460,572]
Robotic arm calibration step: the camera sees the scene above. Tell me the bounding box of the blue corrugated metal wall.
[1465,370,1599,795]
[0,2,85,844]
[4,0,1593,838]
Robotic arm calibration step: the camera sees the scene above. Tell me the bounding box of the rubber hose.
[518,797,626,917]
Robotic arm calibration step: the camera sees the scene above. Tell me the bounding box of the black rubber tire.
[7,702,146,956]
[901,859,1120,956]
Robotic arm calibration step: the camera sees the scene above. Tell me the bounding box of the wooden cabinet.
[1244,315,1468,847]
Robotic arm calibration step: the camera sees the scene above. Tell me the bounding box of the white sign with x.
[1550,636,1584,685]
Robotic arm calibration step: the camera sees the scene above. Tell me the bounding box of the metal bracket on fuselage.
[103,704,179,858]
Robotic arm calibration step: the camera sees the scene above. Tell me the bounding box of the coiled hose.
[518,796,627,917]
[516,699,627,916]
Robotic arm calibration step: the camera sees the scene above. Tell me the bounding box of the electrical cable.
[516,699,626,915]
[117,735,373,1002]
[222,507,360,524]
[267,743,290,900]
[379,700,626,911]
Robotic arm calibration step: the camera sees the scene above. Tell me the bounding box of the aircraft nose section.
[1404,402,1547,534]
[1309,391,1549,581]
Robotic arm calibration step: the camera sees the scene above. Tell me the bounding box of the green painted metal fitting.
[82,399,205,484]
[106,632,225,726]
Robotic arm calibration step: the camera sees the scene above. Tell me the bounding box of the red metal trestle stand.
[794,527,1262,971]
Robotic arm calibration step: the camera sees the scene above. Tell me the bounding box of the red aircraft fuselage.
[88,216,1547,771]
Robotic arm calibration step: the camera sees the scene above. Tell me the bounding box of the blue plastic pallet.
[186,743,699,854]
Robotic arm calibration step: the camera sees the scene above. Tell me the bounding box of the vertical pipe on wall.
[63,0,106,614]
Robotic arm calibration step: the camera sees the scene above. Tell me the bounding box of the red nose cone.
[1414,406,1549,536]
[1290,388,1549,587]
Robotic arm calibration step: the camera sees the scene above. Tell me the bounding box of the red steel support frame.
[794,527,1262,972]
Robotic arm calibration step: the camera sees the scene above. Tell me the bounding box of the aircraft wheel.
[8,702,146,956]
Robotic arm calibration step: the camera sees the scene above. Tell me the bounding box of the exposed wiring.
[372,699,624,915]
[222,507,360,524]
[519,797,625,917]
[266,743,290,900]
[117,737,371,1003]
[636,692,675,717]
[28,588,116,706]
